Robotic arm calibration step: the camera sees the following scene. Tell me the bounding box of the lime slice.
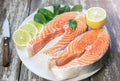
[28,20,43,34]
[86,7,106,29]
[20,23,37,38]
[12,29,31,47]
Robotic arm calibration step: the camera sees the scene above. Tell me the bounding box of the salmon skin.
[27,12,87,56]
[49,29,110,80]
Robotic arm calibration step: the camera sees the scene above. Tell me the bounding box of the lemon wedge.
[13,29,31,47]
[86,7,106,29]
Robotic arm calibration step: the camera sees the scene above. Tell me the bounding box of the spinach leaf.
[71,5,82,12]
[68,19,77,29]
[34,13,46,24]
[34,4,82,25]
[38,8,55,21]
[52,4,61,15]
[59,5,71,14]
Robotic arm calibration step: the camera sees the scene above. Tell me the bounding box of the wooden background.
[0,0,120,81]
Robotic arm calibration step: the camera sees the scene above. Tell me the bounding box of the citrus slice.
[20,23,37,38]
[28,20,43,34]
[86,7,106,29]
[13,29,31,47]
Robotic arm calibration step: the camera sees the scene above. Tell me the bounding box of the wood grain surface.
[0,0,120,81]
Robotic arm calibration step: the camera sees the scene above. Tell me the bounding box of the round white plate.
[16,6,101,81]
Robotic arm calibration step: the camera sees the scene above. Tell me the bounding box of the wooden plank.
[0,0,31,81]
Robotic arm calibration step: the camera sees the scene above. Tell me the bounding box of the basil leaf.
[59,7,64,14]
[34,13,46,24]
[71,5,82,12]
[52,4,61,15]
[63,5,71,12]
[59,5,71,14]
[68,19,77,29]
[38,8,55,21]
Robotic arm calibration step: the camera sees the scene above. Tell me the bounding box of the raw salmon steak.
[49,29,110,80]
[27,12,87,56]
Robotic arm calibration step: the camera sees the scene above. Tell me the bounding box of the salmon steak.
[27,12,87,56]
[48,29,110,80]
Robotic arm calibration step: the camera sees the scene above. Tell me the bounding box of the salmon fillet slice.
[62,29,110,67]
[43,14,86,54]
[27,12,87,56]
[49,29,110,80]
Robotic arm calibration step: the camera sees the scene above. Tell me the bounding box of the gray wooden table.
[0,0,120,81]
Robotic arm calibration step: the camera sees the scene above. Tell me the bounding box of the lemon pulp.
[13,29,31,47]
[28,20,43,34]
[20,23,38,38]
[86,7,106,29]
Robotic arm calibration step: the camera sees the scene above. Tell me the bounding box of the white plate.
[16,6,101,81]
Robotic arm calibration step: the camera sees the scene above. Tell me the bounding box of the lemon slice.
[86,7,106,29]
[28,20,43,34]
[20,23,38,38]
[13,29,31,47]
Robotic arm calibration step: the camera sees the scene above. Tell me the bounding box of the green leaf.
[34,13,46,24]
[68,19,77,29]
[71,5,82,12]
[63,5,71,12]
[59,5,71,14]
[52,4,61,15]
[38,8,55,21]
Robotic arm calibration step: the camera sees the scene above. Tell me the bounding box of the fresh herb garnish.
[38,8,55,21]
[34,4,83,24]
[59,5,71,14]
[52,4,61,15]
[34,13,46,24]
[68,19,77,29]
[71,5,82,12]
